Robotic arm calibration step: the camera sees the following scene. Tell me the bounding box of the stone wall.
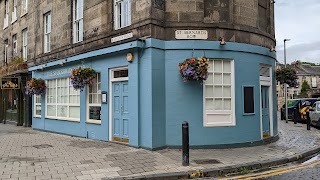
[0,0,275,68]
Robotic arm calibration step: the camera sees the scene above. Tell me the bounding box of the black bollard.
[293,108,297,124]
[306,111,311,130]
[182,121,189,166]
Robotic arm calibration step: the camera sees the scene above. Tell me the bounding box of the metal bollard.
[182,121,189,166]
[293,108,297,124]
[306,111,311,130]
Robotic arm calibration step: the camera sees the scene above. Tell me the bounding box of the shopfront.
[30,39,277,150]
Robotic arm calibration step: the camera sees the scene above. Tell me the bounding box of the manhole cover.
[32,144,53,149]
[193,159,221,164]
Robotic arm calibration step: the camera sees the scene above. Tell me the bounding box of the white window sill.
[11,19,17,24]
[45,117,80,123]
[86,120,101,125]
[3,25,8,30]
[20,12,28,18]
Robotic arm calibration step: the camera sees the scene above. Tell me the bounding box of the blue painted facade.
[30,39,277,149]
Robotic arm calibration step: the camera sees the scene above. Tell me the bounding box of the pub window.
[243,86,255,114]
[34,95,41,117]
[204,59,235,126]
[46,78,80,121]
[87,73,101,123]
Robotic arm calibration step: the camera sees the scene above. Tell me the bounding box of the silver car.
[310,101,320,127]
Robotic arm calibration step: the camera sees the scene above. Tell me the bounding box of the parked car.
[310,101,320,127]
[280,98,320,122]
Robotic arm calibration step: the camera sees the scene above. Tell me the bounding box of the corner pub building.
[0,0,277,150]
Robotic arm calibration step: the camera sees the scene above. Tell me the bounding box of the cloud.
[276,41,320,64]
[275,0,320,64]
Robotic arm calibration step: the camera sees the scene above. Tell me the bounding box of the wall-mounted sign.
[175,30,208,40]
[111,32,133,43]
[1,77,20,89]
[45,64,90,77]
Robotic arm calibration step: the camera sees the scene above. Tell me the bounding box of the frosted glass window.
[204,59,234,126]
[214,61,223,72]
[205,98,214,110]
[214,73,223,84]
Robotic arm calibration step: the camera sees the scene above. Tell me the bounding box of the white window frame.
[45,78,80,122]
[203,59,235,127]
[44,12,51,53]
[73,0,83,43]
[3,0,9,29]
[22,29,28,61]
[86,73,101,124]
[34,95,41,118]
[21,0,28,15]
[12,34,17,56]
[114,0,131,30]
[11,0,17,23]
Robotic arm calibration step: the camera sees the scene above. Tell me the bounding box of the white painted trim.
[109,66,129,141]
[259,65,273,139]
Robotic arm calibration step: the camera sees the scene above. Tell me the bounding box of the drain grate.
[193,159,221,164]
[32,144,53,149]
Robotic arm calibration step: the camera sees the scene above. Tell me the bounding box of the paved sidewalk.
[0,120,320,180]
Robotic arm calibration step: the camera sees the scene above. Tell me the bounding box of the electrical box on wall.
[101,91,107,104]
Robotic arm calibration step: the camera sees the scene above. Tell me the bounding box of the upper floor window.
[73,0,83,43]
[44,12,51,53]
[114,0,131,30]
[22,29,28,61]
[12,0,17,23]
[4,0,9,28]
[4,39,8,65]
[12,34,17,56]
[21,0,28,15]
[204,59,235,126]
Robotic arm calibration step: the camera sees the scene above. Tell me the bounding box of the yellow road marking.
[218,158,320,180]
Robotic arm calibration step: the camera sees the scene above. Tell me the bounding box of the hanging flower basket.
[178,57,209,82]
[275,67,298,87]
[71,67,96,91]
[25,78,46,96]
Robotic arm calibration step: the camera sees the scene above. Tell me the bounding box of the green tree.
[300,80,310,97]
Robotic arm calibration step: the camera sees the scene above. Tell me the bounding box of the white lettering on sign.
[46,64,90,77]
[136,0,151,11]
[175,30,208,40]
[111,32,133,43]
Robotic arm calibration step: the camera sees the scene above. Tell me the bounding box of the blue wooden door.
[112,81,129,143]
[261,86,270,138]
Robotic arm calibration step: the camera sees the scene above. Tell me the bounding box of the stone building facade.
[0,0,277,149]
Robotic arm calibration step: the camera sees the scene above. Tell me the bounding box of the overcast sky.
[275,0,320,64]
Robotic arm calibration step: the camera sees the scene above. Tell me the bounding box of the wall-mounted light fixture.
[219,37,226,45]
[270,0,275,4]
[60,61,64,66]
[269,46,276,52]
[126,53,134,62]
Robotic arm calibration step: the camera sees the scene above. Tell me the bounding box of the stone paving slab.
[0,119,320,180]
